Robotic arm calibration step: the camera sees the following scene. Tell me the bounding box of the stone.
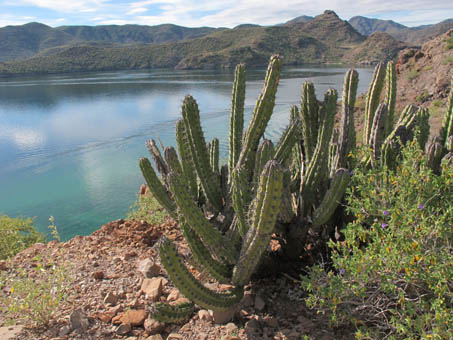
[198,310,213,322]
[0,261,7,271]
[70,308,89,333]
[147,335,163,340]
[141,277,166,301]
[0,326,23,340]
[93,271,104,280]
[104,292,118,305]
[241,291,253,307]
[245,318,261,332]
[212,307,236,324]
[263,316,278,328]
[166,288,180,302]
[138,259,161,278]
[167,333,183,340]
[116,323,131,336]
[114,309,148,326]
[254,295,266,311]
[144,318,165,335]
[97,311,116,323]
[58,325,72,337]
[225,322,238,333]
[168,297,190,306]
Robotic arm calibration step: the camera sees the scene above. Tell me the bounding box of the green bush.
[127,192,170,224]
[406,69,419,81]
[302,143,453,340]
[0,255,72,327]
[0,215,45,260]
[446,35,453,50]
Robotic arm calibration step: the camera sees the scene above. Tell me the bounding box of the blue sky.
[0,0,452,28]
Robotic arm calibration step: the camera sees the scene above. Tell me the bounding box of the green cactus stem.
[231,166,251,238]
[232,160,283,286]
[332,69,358,171]
[139,157,177,219]
[416,107,430,151]
[363,62,386,145]
[300,82,319,163]
[384,61,397,138]
[312,168,350,228]
[426,136,444,175]
[228,64,246,183]
[210,137,220,174]
[152,301,194,323]
[275,119,302,164]
[252,139,275,189]
[176,119,198,199]
[168,171,237,264]
[164,146,183,177]
[180,220,232,283]
[370,103,388,165]
[181,96,223,211]
[236,55,281,180]
[159,238,243,311]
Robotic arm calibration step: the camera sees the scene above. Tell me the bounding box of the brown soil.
[0,217,355,340]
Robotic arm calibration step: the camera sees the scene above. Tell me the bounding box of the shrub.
[0,215,45,260]
[446,35,453,50]
[127,192,170,224]
[442,56,453,64]
[0,256,72,327]
[406,69,419,81]
[302,143,453,339]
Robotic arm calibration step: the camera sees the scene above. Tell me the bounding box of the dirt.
[0,216,355,340]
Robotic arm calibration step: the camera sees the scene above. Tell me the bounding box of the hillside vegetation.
[0,11,410,76]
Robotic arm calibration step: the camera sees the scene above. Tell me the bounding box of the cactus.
[426,136,444,175]
[152,301,194,323]
[137,56,450,319]
[440,77,453,147]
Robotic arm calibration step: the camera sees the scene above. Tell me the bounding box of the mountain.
[0,10,408,75]
[349,16,453,45]
[283,15,314,25]
[0,22,220,62]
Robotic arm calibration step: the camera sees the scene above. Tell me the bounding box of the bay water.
[0,66,373,240]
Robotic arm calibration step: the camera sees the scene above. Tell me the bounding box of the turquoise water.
[0,66,373,240]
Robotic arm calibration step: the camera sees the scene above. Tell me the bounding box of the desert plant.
[0,215,45,260]
[138,57,452,321]
[302,142,453,340]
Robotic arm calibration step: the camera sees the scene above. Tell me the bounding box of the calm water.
[0,66,373,240]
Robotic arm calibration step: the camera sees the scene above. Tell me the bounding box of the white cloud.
[127,7,148,15]
[9,0,109,14]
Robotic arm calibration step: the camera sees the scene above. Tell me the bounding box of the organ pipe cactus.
[138,56,452,320]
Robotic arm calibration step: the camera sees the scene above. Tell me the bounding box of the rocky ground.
[0,216,354,340]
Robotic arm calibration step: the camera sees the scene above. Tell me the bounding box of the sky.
[0,0,452,28]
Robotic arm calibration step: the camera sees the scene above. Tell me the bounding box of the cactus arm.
[252,139,275,190]
[332,69,358,171]
[139,157,177,219]
[146,139,169,179]
[176,119,198,199]
[210,138,220,174]
[301,89,338,211]
[274,119,302,164]
[416,108,430,150]
[384,62,397,138]
[152,302,194,323]
[369,103,388,165]
[164,146,184,177]
[426,136,444,175]
[228,64,246,183]
[363,62,386,145]
[231,166,251,238]
[312,168,350,228]
[300,82,319,163]
[237,55,281,179]
[159,238,243,311]
[181,96,223,212]
[180,220,232,283]
[168,171,237,264]
[232,160,283,286]
[440,77,453,146]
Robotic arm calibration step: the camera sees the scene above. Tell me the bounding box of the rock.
[225,322,238,333]
[114,309,148,326]
[139,184,148,195]
[70,308,89,333]
[104,292,118,305]
[116,323,131,335]
[0,261,7,271]
[263,316,278,328]
[141,277,166,301]
[144,318,164,335]
[58,325,72,337]
[241,291,253,307]
[198,310,213,322]
[254,295,266,311]
[147,335,163,340]
[92,271,104,280]
[0,326,23,340]
[245,318,261,332]
[167,333,183,340]
[97,311,116,323]
[168,297,190,306]
[138,258,161,278]
[124,251,137,260]
[166,288,180,302]
[212,307,236,324]
[125,337,138,340]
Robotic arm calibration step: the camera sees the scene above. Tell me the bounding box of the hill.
[0,10,371,75]
[349,16,453,45]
